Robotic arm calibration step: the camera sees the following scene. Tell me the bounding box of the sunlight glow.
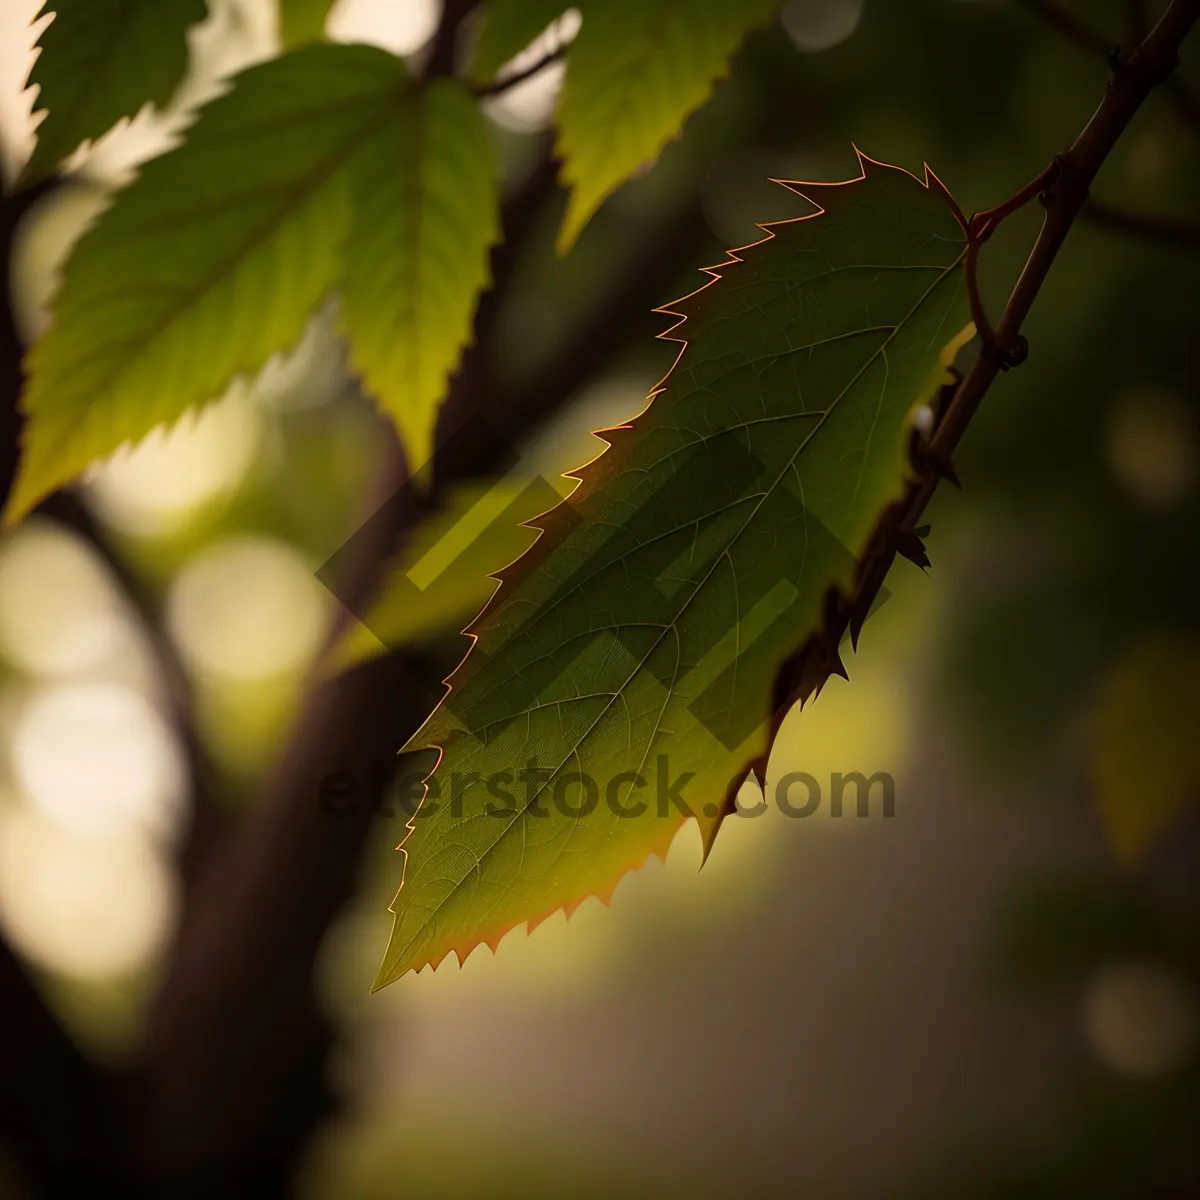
[781,0,863,53]
[0,521,127,677]
[0,0,43,184]
[86,386,263,537]
[1083,962,1197,1078]
[167,534,328,681]
[11,684,184,840]
[0,807,175,980]
[327,0,440,58]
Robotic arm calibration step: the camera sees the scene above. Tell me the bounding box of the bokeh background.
[2,0,1199,1195]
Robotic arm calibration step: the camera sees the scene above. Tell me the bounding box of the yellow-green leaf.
[377,155,971,983]
[1092,634,1200,866]
[555,0,778,252]
[23,0,207,186]
[8,48,500,525]
[340,80,500,468]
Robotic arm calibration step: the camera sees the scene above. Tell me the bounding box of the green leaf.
[470,0,571,82]
[279,0,335,48]
[23,0,208,186]
[555,0,778,252]
[1092,634,1200,867]
[340,79,500,467]
[7,48,499,525]
[377,154,971,983]
[8,44,395,523]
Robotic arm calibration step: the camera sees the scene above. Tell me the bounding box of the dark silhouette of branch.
[0,940,130,1190]
[771,0,1200,741]
[129,2,705,1188]
[1017,0,1200,124]
[1083,196,1200,243]
[426,0,475,78]
[476,46,566,97]
[137,159,713,1199]
[141,422,420,1196]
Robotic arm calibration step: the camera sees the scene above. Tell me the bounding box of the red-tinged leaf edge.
[378,147,971,981]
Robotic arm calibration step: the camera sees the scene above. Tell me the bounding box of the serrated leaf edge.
[377,148,969,983]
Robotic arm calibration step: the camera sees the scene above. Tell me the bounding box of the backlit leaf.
[7,47,498,524]
[555,0,778,251]
[23,0,207,186]
[377,153,971,983]
[340,80,499,467]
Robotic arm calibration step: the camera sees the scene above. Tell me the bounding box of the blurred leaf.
[279,0,335,47]
[22,0,207,186]
[340,79,499,466]
[470,0,571,81]
[555,0,779,251]
[7,48,498,525]
[1092,634,1200,866]
[377,155,971,982]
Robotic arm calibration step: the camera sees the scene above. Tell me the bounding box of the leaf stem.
[782,0,1200,721]
[963,157,1063,360]
[1019,0,1200,126]
[969,157,1063,242]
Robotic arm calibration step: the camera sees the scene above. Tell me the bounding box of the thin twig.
[475,46,566,98]
[762,0,1200,767]
[1018,0,1200,125]
[934,0,1200,458]
[969,157,1063,240]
